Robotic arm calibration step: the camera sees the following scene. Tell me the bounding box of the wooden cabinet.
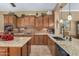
[38,16,43,30]
[34,35,40,45]
[35,17,39,29]
[20,17,25,27]
[17,16,35,27]
[24,16,30,26]
[29,16,35,26]
[9,47,21,56]
[43,35,48,45]
[48,15,54,27]
[31,35,35,45]
[0,40,31,56]
[27,40,31,56]
[17,17,21,27]
[48,37,56,56]
[43,15,49,28]
[4,15,16,27]
[31,35,48,45]
[0,47,8,56]
[17,17,25,27]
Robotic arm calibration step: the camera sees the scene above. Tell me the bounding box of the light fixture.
[68,3,72,21]
[47,11,52,15]
[60,19,63,23]
[59,6,63,24]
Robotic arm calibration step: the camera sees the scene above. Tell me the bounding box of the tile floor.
[30,45,52,56]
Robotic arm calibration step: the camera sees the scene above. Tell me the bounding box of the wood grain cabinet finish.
[43,35,48,45]
[48,37,56,56]
[17,17,21,27]
[29,16,35,26]
[4,15,17,27]
[0,47,8,56]
[17,16,35,27]
[27,40,31,56]
[43,15,49,28]
[31,35,35,45]
[24,16,30,26]
[35,17,39,29]
[0,40,31,56]
[48,15,54,27]
[31,35,48,45]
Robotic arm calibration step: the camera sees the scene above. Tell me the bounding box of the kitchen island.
[0,37,32,56]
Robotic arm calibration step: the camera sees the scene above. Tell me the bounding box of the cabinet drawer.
[0,47,8,56]
[0,52,8,56]
[0,47,8,51]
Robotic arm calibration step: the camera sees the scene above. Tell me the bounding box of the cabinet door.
[48,15,54,27]
[0,47,8,56]
[35,17,39,29]
[39,35,44,45]
[27,40,31,56]
[8,16,14,25]
[17,18,21,27]
[24,16,30,26]
[4,15,9,25]
[4,15,16,27]
[29,16,35,26]
[31,35,35,45]
[38,16,43,30]
[48,38,56,56]
[20,17,25,27]
[35,35,40,45]
[43,15,49,28]
[43,35,48,45]
[9,47,21,56]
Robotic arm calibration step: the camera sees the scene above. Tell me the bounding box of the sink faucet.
[69,36,72,41]
[62,25,65,38]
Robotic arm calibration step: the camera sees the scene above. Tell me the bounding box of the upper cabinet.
[43,15,49,28]
[4,13,54,31]
[17,16,35,28]
[4,15,17,27]
[24,16,30,26]
[29,16,35,26]
[48,15,54,28]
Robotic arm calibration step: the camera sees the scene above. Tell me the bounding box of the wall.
[0,15,4,32]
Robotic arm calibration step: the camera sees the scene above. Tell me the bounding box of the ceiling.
[0,3,57,11]
[63,3,79,11]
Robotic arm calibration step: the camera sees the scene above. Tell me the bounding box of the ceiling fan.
[10,3,16,7]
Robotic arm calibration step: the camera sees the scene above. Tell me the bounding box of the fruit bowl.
[0,33,14,41]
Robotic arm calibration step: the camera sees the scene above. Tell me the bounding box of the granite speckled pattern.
[0,37,32,47]
[48,34,79,56]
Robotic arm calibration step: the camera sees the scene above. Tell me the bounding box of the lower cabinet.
[0,47,8,56]
[48,37,70,56]
[48,37,56,56]
[56,44,69,56]
[0,40,31,56]
[27,40,31,56]
[31,35,48,45]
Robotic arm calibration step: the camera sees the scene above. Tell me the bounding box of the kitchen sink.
[53,36,65,41]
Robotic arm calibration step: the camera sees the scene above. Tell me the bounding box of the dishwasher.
[56,44,70,56]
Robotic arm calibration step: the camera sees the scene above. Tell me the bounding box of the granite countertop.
[0,37,32,47]
[48,34,79,56]
[14,32,48,35]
